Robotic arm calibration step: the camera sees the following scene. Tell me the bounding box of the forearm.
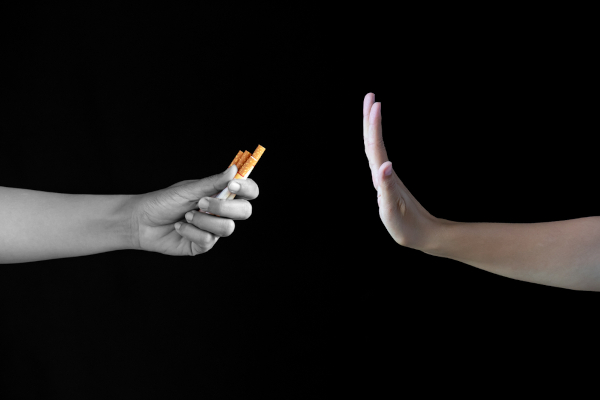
[0,187,135,263]
[425,217,600,291]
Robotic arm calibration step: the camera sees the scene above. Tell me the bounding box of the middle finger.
[185,211,236,237]
[197,197,253,220]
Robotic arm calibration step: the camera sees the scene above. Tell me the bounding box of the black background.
[1,4,598,399]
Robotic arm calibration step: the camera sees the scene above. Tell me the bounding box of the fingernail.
[185,212,193,222]
[174,222,182,230]
[385,163,393,176]
[198,198,209,211]
[229,181,241,193]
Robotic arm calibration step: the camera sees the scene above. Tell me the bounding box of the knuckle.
[366,133,385,148]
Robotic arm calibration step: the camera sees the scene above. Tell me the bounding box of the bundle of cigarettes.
[201,145,265,215]
[215,144,266,200]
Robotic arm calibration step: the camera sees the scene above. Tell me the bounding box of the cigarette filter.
[215,144,266,200]
[227,145,265,199]
[235,145,265,180]
[201,145,265,214]
[228,150,243,168]
[236,151,251,170]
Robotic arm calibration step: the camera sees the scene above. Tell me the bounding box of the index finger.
[227,178,259,200]
[178,165,238,201]
[363,92,375,137]
[363,94,389,188]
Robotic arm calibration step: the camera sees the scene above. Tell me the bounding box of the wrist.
[418,217,459,257]
[111,194,140,251]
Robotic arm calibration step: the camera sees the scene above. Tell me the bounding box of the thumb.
[377,161,406,216]
[176,165,238,201]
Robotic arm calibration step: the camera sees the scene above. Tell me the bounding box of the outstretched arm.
[428,217,600,291]
[363,92,600,291]
[0,186,134,263]
[1,165,259,263]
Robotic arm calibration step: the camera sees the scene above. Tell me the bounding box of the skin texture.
[362,92,600,291]
[0,165,259,263]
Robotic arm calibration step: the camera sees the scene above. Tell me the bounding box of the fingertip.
[369,102,381,125]
[363,93,375,116]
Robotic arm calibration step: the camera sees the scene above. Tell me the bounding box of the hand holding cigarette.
[128,165,259,256]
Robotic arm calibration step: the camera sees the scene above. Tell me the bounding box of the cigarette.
[216,144,265,200]
[227,145,265,199]
[201,145,265,216]
[228,150,243,168]
[236,151,251,170]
